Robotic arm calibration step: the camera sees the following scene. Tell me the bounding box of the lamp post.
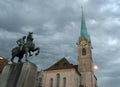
[93,64,98,71]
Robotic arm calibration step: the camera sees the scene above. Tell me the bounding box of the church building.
[42,9,98,87]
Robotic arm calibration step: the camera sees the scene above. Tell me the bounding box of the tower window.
[82,48,86,56]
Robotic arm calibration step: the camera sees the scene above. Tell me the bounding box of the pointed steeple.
[79,7,90,42]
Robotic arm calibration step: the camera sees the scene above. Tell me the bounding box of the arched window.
[63,77,66,87]
[82,48,86,56]
[50,78,53,87]
[56,74,60,87]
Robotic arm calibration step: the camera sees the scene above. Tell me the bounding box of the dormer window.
[82,48,86,56]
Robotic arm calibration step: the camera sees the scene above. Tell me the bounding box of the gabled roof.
[45,57,74,71]
[44,57,81,76]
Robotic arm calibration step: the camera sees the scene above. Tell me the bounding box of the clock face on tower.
[80,41,87,47]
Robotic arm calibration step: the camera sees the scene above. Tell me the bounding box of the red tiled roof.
[0,57,8,73]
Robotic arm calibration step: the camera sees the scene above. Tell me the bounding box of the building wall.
[36,71,44,87]
[42,69,80,87]
[93,75,98,87]
[78,38,97,87]
[75,71,81,87]
[78,38,93,72]
[80,72,96,87]
[85,72,93,87]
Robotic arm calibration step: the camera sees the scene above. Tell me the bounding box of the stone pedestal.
[0,62,37,87]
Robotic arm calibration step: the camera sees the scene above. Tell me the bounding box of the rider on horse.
[11,32,40,63]
[26,32,34,56]
[16,36,26,51]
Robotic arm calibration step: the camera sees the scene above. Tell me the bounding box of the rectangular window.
[63,78,66,87]
[82,48,86,56]
[50,78,53,87]
[56,74,60,87]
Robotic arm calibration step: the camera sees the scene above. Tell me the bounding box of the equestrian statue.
[11,32,40,63]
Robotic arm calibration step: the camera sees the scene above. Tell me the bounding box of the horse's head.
[27,32,33,42]
[29,32,33,35]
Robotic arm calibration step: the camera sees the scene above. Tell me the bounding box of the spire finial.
[81,6,83,14]
[81,6,83,11]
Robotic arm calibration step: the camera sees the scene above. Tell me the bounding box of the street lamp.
[93,64,98,70]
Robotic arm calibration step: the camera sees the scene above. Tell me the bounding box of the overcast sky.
[0,0,120,87]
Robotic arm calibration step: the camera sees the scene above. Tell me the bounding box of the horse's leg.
[18,57,22,63]
[25,48,29,61]
[11,56,15,63]
[35,47,40,55]
[29,51,33,56]
[32,47,40,55]
[18,58,20,62]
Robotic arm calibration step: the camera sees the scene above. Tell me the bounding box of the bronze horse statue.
[11,32,40,63]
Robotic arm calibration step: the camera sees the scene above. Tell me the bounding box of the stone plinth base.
[0,62,37,87]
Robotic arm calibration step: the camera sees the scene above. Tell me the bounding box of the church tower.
[77,8,94,87]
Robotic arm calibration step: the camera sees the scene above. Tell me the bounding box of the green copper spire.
[79,7,90,42]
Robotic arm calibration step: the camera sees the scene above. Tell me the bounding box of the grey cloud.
[0,0,120,87]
